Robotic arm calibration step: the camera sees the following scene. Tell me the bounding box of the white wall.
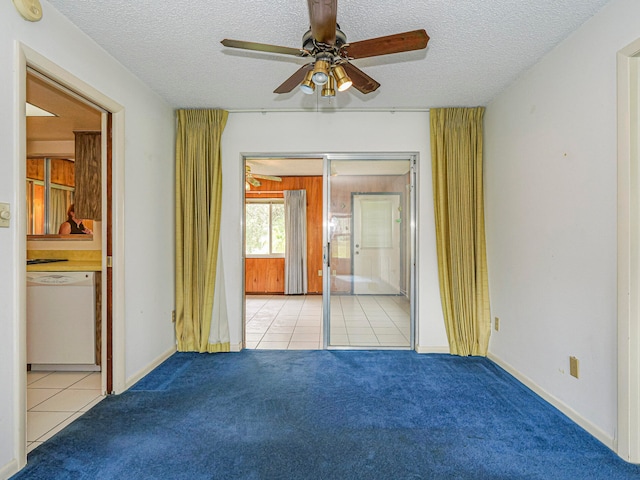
[221,111,448,351]
[0,1,175,476]
[484,0,640,447]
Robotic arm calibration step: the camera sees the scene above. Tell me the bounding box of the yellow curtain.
[430,107,491,356]
[175,109,230,352]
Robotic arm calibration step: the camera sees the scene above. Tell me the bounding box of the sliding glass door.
[324,156,415,349]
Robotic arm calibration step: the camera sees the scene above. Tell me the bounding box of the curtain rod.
[245,190,283,194]
[226,108,430,114]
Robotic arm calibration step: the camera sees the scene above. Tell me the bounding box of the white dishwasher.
[27,271,96,370]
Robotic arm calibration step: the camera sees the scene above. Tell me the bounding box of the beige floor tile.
[27,441,43,453]
[71,372,102,390]
[38,412,84,442]
[246,333,265,343]
[349,334,379,344]
[261,333,292,342]
[288,342,320,350]
[80,395,105,412]
[376,334,410,346]
[246,325,269,334]
[27,411,75,442]
[27,388,63,410]
[347,327,376,335]
[27,372,51,385]
[28,372,91,389]
[329,325,347,333]
[297,315,322,324]
[256,341,290,350]
[294,325,321,334]
[266,325,295,334]
[272,317,298,326]
[31,388,101,413]
[373,326,403,335]
[291,332,320,342]
[329,334,350,344]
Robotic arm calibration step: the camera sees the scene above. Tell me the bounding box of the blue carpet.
[12,351,640,479]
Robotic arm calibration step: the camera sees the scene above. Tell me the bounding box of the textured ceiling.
[45,0,611,111]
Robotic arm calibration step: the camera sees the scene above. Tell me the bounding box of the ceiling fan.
[245,165,282,189]
[221,0,429,97]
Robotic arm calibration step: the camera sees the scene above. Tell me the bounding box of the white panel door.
[352,193,401,294]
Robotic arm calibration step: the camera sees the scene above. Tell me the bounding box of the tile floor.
[329,294,411,347]
[245,294,411,349]
[27,371,104,453]
[246,294,323,350]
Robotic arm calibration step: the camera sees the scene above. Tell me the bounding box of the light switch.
[0,203,10,228]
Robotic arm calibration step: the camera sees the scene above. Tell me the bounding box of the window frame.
[245,198,285,258]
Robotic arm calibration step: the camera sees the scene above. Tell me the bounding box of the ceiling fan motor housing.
[302,26,347,54]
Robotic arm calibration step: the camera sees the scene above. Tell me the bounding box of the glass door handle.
[324,242,330,268]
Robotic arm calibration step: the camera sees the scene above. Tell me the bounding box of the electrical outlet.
[172,310,176,323]
[494,317,500,331]
[569,356,579,378]
[318,270,322,276]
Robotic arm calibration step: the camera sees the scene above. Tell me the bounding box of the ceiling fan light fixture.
[333,65,352,92]
[321,75,336,97]
[299,70,315,94]
[311,59,331,86]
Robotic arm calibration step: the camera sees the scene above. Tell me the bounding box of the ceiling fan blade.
[247,176,261,187]
[307,0,337,45]
[274,64,313,94]
[341,62,380,94]
[221,39,308,57]
[253,174,283,182]
[343,29,429,59]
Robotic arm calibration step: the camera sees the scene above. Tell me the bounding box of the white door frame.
[617,37,640,464]
[15,44,127,468]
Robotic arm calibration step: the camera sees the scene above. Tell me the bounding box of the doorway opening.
[242,154,417,350]
[244,157,324,350]
[326,156,415,349]
[23,67,113,454]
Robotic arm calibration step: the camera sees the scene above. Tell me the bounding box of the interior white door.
[352,193,401,294]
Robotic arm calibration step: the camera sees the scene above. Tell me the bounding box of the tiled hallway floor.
[245,294,411,349]
[246,295,323,350]
[27,371,104,453]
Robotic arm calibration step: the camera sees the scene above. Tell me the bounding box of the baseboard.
[487,352,615,451]
[415,345,450,354]
[124,345,177,391]
[1,458,20,480]
[30,363,100,372]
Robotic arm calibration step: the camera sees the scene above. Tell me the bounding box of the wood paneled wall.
[245,176,323,294]
[27,158,75,187]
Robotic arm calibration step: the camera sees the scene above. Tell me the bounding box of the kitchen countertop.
[27,250,102,272]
